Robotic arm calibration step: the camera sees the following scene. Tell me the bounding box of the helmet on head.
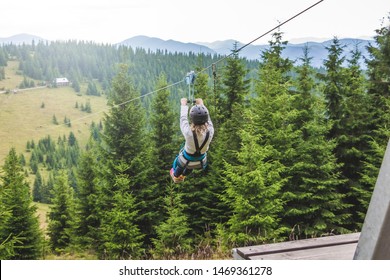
[190,105,209,125]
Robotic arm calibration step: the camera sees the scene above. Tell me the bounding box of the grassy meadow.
[0,79,108,164]
[0,60,25,91]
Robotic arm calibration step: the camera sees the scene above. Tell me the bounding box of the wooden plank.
[235,233,360,260]
[250,243,357,260]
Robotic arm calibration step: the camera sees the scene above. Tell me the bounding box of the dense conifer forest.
[1,19,389,259]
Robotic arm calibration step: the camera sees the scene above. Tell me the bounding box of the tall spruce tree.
[74,145,101,249]
[366,17,390,136]
[149,73,176,176]
[218,43,250,161]
[239,32,350,239]
[222,127,286,246]
[340,46,373,228]
[210,44,251,230]
[285,46,350,237]
[141,73,176,243]
[320,37,347,140]
[318,37,354,207]
[250,31,296,159]
[98,64,145,198]
[100,163,144,259]
[151,185,192,259]
[97,64,147,257]
[238,32,295,241]
[32,169,44,202]
[47,171,75,253]
[361,17,390,218]
[0,148,42,259]
[100,64,147,191]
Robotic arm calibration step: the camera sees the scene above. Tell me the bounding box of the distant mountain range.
[1,33,373,68]
[118,35,372,68]
[118,35,216,55]
[0,33,46,45]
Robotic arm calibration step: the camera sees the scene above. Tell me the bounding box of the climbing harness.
[191,130,210,157]
[174,130,210,172]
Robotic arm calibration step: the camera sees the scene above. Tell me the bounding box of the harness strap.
[178,130,210,171]
[191,130,210,157]
[183,150,206,161]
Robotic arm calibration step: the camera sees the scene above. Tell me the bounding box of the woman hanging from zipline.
[170,97,214,183]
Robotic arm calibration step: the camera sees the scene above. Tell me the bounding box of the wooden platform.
[233,232,360,260]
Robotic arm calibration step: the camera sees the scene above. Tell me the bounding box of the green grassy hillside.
[0,81,108,164]
[0,61,25,91]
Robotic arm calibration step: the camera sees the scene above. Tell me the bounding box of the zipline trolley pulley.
[185,70,196,104]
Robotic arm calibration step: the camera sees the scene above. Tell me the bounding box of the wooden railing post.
[354,139,390,259]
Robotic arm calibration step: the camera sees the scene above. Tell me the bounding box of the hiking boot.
[170,168,184,183]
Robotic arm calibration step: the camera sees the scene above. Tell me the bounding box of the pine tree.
[97,64,147,256]
[72,79,80,93]
[32,169,43,202]
[74,145,101,249]
[252,42,294,131]
[209,44,251,229]
[319,37,347,140]
[340,46,373,228]
[0,148,42,259]
[101,64,146,187]
[151,185,192,259]
[30,149,39,174]
[361,17,390,219]
[52,114,59,125]
[220,42,250,120]
[285,46,350,237]
[223,127,286,246]
[252,31,295,173]
[85,100,92,113]
[234,32,350,239]
[366,17,390,135]
[0,48,7,66]
[320,38,377,230]
[87,81,99,96]
[318,37,354,209]
[42,172,55,203]
[141,73,176,242]
[0,67,5,80]
[100,163,144,259]
[224,32,295,243]
[218,43,250,162]
[47,171,75,253]
[149,73,176,177]
[68,131,77,147]
[194,68,210,101]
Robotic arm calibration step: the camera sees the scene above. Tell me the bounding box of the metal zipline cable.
[33,79,185,131]
[198,0,324,74]
[34,0,324,131]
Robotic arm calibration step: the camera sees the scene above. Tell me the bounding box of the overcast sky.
[1,0,389,44]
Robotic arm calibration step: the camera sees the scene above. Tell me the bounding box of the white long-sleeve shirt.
[180,105,214,155]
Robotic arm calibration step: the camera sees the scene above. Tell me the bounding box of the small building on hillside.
[55,77,69,87]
